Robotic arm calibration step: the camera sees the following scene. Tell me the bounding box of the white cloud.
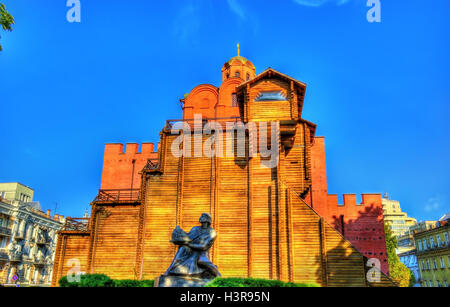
[424,197,441,213]
[172,2,202,42]
[293,0,352,7]
[227,0,246,20]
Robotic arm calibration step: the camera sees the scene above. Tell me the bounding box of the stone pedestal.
[157,275,213,287]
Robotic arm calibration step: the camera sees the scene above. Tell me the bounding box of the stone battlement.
[104,142,159,155]
[101,143,159,190]
[327,194,382,208]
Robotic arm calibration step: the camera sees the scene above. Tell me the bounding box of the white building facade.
[0,183,64,286]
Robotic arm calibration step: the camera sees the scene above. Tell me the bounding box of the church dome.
[225,55,255,69]
[222,44,256,82]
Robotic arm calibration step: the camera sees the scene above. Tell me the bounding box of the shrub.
[58,275,89,287]
[205,277,320,287]
[59,274,154,287]
[59,274,114,287]
[114,279,154,287]
[139,280,155,287]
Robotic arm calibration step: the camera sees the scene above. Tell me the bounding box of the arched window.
[235,71,240,78]
[246,73,250,81]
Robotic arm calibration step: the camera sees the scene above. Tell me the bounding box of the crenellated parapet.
[327,194,382,210]
[101,143,159,190]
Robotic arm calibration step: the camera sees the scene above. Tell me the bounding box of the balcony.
[35,238,47,246]
[9,253,22,263]
[0,226,11,237]
[92,189,140,205]
[62,217,90,232]
[164,116,242,131]
[0,251,8,261]
[14,233,24,241]
[34,257,46,267]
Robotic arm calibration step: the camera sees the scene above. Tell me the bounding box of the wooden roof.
[236,68,307,91]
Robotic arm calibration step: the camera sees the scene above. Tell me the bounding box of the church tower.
[221,44,256,82]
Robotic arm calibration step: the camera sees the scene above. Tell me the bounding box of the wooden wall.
[134,124,372,286]
[247,79,292,122]
[140,133,180,279]
[51,233,90,286]
[89,205,140,280]
[215,154,249,277]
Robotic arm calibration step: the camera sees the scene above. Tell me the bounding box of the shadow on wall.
[313,233,364,287]
[329,204,389,275]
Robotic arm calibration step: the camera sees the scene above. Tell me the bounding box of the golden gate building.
[52,54,394,287]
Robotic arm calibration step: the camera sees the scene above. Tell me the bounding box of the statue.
[158,213,221,287]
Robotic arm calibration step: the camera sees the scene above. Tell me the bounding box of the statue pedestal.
[157,275,213,287]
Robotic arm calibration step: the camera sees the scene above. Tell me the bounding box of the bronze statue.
[158,213,221,287]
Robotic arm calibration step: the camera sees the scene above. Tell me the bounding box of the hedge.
[58,274,154,287]
[205,277,320,287]
[59,274,319,288]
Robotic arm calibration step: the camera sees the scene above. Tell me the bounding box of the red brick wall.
[182,80,241,120]
[100,143,159,190]
[310,136,389,275]
[311,137,329,216]
[327,194,389,275]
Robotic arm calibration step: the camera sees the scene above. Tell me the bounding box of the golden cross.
[237,43,240,56]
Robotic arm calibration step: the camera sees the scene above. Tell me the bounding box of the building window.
[437,235,442,246]
[246,73,250,81]
[232,93,238,107]
[440,257,445,268]
[255,91,288,102]
[444,280,448,287]
[448,256,450,268]
[418,241,422,251]
[427,260,430,270]
[235,71,240,78]
[0,237,7,248]
[433,259,438,270]
[430,237,435,248]
[423,239,428,250]
[437,280,442,287]
[445,233,449,245]
[421,261,425,271]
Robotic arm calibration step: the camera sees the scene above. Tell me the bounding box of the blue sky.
[0,0,449,220]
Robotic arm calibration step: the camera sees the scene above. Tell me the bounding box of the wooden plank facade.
[52,56,395,287]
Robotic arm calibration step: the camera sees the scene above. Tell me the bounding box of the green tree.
[0,3,14,51]
[385,225,415,287]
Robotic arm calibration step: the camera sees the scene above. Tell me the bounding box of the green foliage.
[59,274,319,288]
[384,225,415,287]
[205,277,320,288]
[59,274,114,287]
[59,274,154,287]
[408,267,417,286]
[0,3,14,51]
[113,279,154,287]
[58,276,75,288]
